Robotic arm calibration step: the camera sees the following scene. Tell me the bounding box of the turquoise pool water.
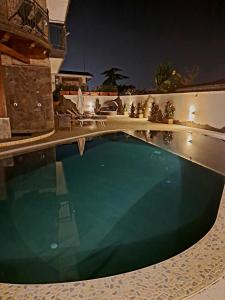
[0,133,224,284]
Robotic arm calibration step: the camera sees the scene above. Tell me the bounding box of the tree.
[101,68,128,86]
[117,84,136,95]
[182,66,199,86]
[155,61,182,92]
[154,61,199,92]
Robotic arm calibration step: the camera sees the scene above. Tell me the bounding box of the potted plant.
[149,101,159,122]
[69,85,78,95]
[164,101,175,124]
[137,102,144,118]
[94,98,101,114]
[59,84,70,95]
[130,103,136,118]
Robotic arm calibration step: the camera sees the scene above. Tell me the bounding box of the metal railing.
[49,22,66,51]
[0,0,49,41]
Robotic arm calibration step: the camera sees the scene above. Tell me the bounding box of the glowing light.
[50,243,58,249]
[154,150,161,155]
[186,132,193,145]
[166,180,171,184]
[188,105,196,121]
[88,102,94,112]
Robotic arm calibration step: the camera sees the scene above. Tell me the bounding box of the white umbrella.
[77,88,84,115]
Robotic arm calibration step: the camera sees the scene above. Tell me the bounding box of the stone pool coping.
[0,130,55,149]
[0,128,224,299]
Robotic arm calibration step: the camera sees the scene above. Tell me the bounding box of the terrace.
[0,120,224,300]
[0,0,50,60]
[0,1,225,299]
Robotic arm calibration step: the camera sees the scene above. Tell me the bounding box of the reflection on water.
[77,137,86,157]
[0,132,224,284]
[136,130,174,145]
[163,131,173,145]
[132,130,225,175]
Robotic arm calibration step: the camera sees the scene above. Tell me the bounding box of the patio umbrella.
[77,88,84,115]
[77,137,86,156]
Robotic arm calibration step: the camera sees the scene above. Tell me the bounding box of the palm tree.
[101,68,128,86]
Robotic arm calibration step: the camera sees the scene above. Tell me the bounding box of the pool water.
[0,133,224,284]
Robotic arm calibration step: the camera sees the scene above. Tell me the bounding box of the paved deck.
[0,118,224,157]
[0,119,225,299]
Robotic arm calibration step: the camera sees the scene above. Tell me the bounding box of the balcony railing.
[49,22,66,51]
[0,0,49,41]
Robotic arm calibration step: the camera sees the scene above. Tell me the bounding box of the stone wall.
[0,118,11,139]
[2,64,54,133]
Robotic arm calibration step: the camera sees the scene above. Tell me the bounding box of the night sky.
[62,0,225,89]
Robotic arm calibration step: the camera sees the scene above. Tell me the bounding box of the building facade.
[56,70,93,90]
[0,0,70,138]
[46,0,70,91]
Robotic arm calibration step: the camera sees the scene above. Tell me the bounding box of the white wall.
[50,58,64,90]
[64,90,225,130]
[153,91,225,129]
[46,0,70,22]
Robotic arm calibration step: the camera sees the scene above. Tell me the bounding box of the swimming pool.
[0,132,224,284]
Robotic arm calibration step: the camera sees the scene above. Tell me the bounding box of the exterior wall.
[0,0,55,137]
[2,54,54,133]
[153,91,225,130]
[0,46,11,139]
[0,118,11,139]
[55,75,90,90]
[49,58,64,90]
[0,59,7,118]
[47,1,70,91]
[56,76,83,87]
[177,83,225,92]
[37,0,47,9]
[65,91,225,131]
[46,0,70,22]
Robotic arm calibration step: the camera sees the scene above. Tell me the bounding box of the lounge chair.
[66,109,107,127]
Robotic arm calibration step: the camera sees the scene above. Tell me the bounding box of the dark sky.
[62,0,225,89]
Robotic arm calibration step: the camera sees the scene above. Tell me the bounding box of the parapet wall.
[65,90,225,132]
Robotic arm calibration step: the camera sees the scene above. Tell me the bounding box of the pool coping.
[0,130,55,149]
[0,128,225,299]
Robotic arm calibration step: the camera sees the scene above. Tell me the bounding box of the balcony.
[49,22,66,58]
[0,0,51,61]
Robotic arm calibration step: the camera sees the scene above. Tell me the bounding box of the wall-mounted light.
[88,102,94,112]
[186,132,193,145]
[188,105,196,121]
[37,102,42,107]
[13,102,18,107]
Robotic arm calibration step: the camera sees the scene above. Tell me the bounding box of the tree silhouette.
[155,61,199,92]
